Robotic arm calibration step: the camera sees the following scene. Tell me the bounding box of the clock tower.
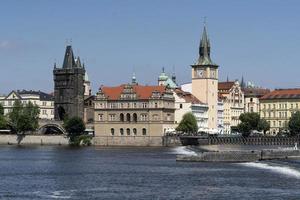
[191,24,218,130]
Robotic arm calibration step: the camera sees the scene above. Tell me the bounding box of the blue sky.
[0,0,300,94]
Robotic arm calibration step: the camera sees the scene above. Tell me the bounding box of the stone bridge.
[38,119,66,135]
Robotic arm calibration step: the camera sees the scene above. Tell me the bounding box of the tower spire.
[197,20,214,65]
[62,45,76,68]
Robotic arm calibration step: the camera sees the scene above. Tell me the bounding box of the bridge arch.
[38,123,67,135]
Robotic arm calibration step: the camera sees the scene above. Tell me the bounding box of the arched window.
[133,113,137,122]
[120,113,124,122]
[126,113,131,122]
[111,128,115,136]
[142,128,147,135]
[133,128,137,136]
[120,128,124,136]
[126,128,130,135]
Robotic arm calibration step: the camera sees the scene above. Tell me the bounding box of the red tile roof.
[243,88,270,97]
[100,84,167,100]
[260,89,300,100]
[218,82,235,91]
[174,88,204,104]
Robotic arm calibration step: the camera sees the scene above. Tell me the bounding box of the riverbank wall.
[0,135,69,145]
[177,149,300,162]
[92,136,181,146]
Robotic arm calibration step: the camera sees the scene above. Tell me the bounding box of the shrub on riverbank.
[63,117,87,146]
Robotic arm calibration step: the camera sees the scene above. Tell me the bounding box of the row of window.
[262,103,299,110]
[97,101,168,109]
[0,100,53,107]
[98,113,172,122]
[268,120,288,128]
[111,128,147,136]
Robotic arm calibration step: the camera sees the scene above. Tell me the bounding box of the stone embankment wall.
[93,136,181,146]
[177,149,300,162]
[0,135,68,145]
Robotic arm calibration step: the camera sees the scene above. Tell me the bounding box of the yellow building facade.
[260,89,300,135]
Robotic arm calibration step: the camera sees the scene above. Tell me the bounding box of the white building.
[174,88,209,132]
[217,95,225,134]
[0,90,54,120]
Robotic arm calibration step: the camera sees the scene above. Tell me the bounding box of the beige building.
[191,24,219,131]
[243,87,270,113]
[218,81,244,134]
[173,89,208,132]
[0,90,54,120]
[93,84,175,146]
[260,89,300,135]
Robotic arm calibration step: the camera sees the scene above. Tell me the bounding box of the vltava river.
[0,146,299,199]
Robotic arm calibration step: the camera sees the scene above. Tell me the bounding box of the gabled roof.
[260,89,300,100]
[6,90,54,101]
[174,88,204,104]
[218,81,235,91]
[99,84,168,100]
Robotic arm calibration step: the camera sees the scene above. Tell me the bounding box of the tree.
[176,112,198,134]
[64,117,86,145]
[8,100,40,134]
[258,119,270,134]
[288,111,300,136]
[238,112,270,137]
[0,104,7,129]
[0,103,4,116]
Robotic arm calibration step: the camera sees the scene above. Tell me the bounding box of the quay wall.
[93,136,181,146]
[0,135,68,145]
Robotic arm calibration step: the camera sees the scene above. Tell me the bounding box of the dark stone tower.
[53,45,85,120]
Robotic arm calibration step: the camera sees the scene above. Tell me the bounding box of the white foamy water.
[240,162,300,179]
[172,146,198,156]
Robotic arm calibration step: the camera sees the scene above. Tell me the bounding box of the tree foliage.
[0,104,7,129]
[176,112,198,134]
[0,104,4,116]
[64,117,86,145]
[288,111,300,136]
[238,112,270,137]
[8,100,40,134]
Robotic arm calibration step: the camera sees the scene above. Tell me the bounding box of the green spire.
[196,22,216,66]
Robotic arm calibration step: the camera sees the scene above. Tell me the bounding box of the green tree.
[176,112,198,134]
[0,103,4,116]
[8,100,40,134]
[238,112,270,137]
[64,117,86,145]
[258,119,270,134]
[288,111,300,136]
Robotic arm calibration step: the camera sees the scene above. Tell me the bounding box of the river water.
[0,145,299,200]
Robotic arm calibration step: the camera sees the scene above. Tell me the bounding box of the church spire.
[62,45,76,68]
[197,21,215,66]
[240,76,246,88]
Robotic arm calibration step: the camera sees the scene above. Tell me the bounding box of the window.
[42,101,47,106]
[111,128,115,136]
[291,104,294,109]
[250,98,253,102]
[98,114,103,121]
[167,114,171,121]
[155,102,158,108]
[126,113,131,122]
[179,104,183,109]
[140,114,147,121]
[126,128,130,135]
[279,121,282,127]
[109,114,116,121]
[152,114,159,121]
[120,113,124,122]
[133,113,137,122]
[120,128,124,135]
[142,128,147,135]
[133,128,137,136]
[42,110,47,115]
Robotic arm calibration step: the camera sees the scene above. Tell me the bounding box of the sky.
[1,0,300,94]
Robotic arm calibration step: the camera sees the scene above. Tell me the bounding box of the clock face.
[197,69,204,78]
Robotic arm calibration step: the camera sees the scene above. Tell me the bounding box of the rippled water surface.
[0,145,299,200]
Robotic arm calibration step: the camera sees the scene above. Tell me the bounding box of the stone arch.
[38,124,66,135]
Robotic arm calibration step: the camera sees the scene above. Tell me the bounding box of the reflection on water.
[0,146,299,200]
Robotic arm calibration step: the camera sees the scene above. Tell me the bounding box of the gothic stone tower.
[191,24,219,130]
[53,45,85,120]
